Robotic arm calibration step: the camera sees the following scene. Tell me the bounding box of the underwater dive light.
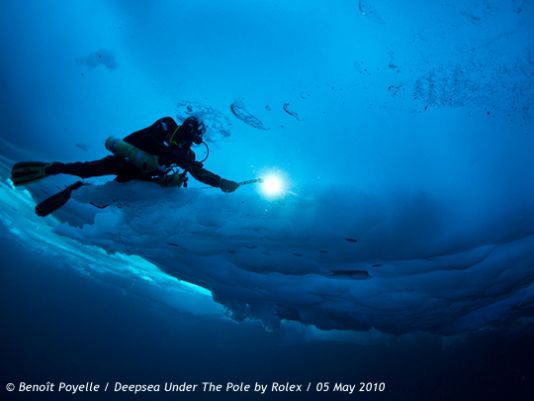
[259,172,286,199]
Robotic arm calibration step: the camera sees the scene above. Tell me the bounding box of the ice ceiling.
[0,0,533,335]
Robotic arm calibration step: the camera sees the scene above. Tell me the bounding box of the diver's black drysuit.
[47,117,223,187]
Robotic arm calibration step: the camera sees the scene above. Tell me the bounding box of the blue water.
[1,0,533,399]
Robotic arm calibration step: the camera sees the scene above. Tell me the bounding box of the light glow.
[260,173,286,199]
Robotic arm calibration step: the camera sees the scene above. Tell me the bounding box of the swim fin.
[35,181,84,217]
[11,162,53,186]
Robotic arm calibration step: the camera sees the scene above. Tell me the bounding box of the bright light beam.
[259,173,286,199]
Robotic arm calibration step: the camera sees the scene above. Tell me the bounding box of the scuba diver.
[11,116,240,216]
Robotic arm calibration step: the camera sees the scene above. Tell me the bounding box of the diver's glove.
[219,178,240,193]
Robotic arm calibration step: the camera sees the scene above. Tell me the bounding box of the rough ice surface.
[15,178,524,334]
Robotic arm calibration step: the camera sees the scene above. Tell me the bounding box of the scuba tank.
[104,137,186,187]
[105,137,160,173]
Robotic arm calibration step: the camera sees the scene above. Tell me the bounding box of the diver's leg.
[46,156,125,179]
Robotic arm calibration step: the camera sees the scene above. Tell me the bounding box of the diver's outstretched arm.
[188,163,239,192]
